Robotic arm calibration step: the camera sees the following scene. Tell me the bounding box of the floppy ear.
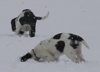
[11,17,17,31]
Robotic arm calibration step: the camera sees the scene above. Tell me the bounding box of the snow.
[0,0,100,72]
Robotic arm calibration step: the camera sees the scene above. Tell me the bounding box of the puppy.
[11,9,49,37]
[20,33,89,63]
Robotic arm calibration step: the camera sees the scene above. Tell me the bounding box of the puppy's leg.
[15,22,25,36]
[19,30,24,35]
[15,21,22,35]
[45,54,56,62]
[75,45,86,62]
[64,47,79,63]
[76,54,85,62]
[40,50,56,62]
[29,30,35,37]
[29,24,36,37]
[20,53,32,62]
[66,52,79,63]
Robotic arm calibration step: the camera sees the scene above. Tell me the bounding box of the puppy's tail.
[41,11,49,20]
[36,11,49,20]
[81,40,89,49]
[77,35,89,49]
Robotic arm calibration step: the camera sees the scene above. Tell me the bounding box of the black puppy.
[11,9,49,37]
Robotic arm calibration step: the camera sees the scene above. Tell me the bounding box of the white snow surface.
[0,0,100,72]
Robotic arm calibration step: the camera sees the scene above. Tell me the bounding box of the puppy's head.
[22,9,31,12]
[22,9,35,18]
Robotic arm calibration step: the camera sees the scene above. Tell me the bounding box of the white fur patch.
[21,24,31,31]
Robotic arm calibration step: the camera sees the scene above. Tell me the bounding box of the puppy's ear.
[11,17,17,31]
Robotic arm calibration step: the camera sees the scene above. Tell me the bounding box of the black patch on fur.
[35,17,42,20]
[22,9,42,20]
[11,17,16,31]
[68,33,83,49]
[53,33,62,39]
[22,9,35,16]
[19,30,24,35]
[19,12,35,25]
[20,53,32,62]
[55,40,65,53]
[23,9,31,12]
[29,30,35,37]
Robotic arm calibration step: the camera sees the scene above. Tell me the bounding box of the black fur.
[19,11,35,25]
[21,53,32,62]
[19,30,24,35]
[53,33,62,39]
[11,17,17,31]
[55,40,65,53]
[68,33,83,49]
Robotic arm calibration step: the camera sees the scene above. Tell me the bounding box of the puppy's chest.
[19,16,36,25]
[21,24,31,31]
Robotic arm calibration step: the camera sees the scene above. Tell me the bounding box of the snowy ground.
[0,0,100,72]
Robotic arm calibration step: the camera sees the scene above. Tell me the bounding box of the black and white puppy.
[11,9,49,37]
[20,33,89,63]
